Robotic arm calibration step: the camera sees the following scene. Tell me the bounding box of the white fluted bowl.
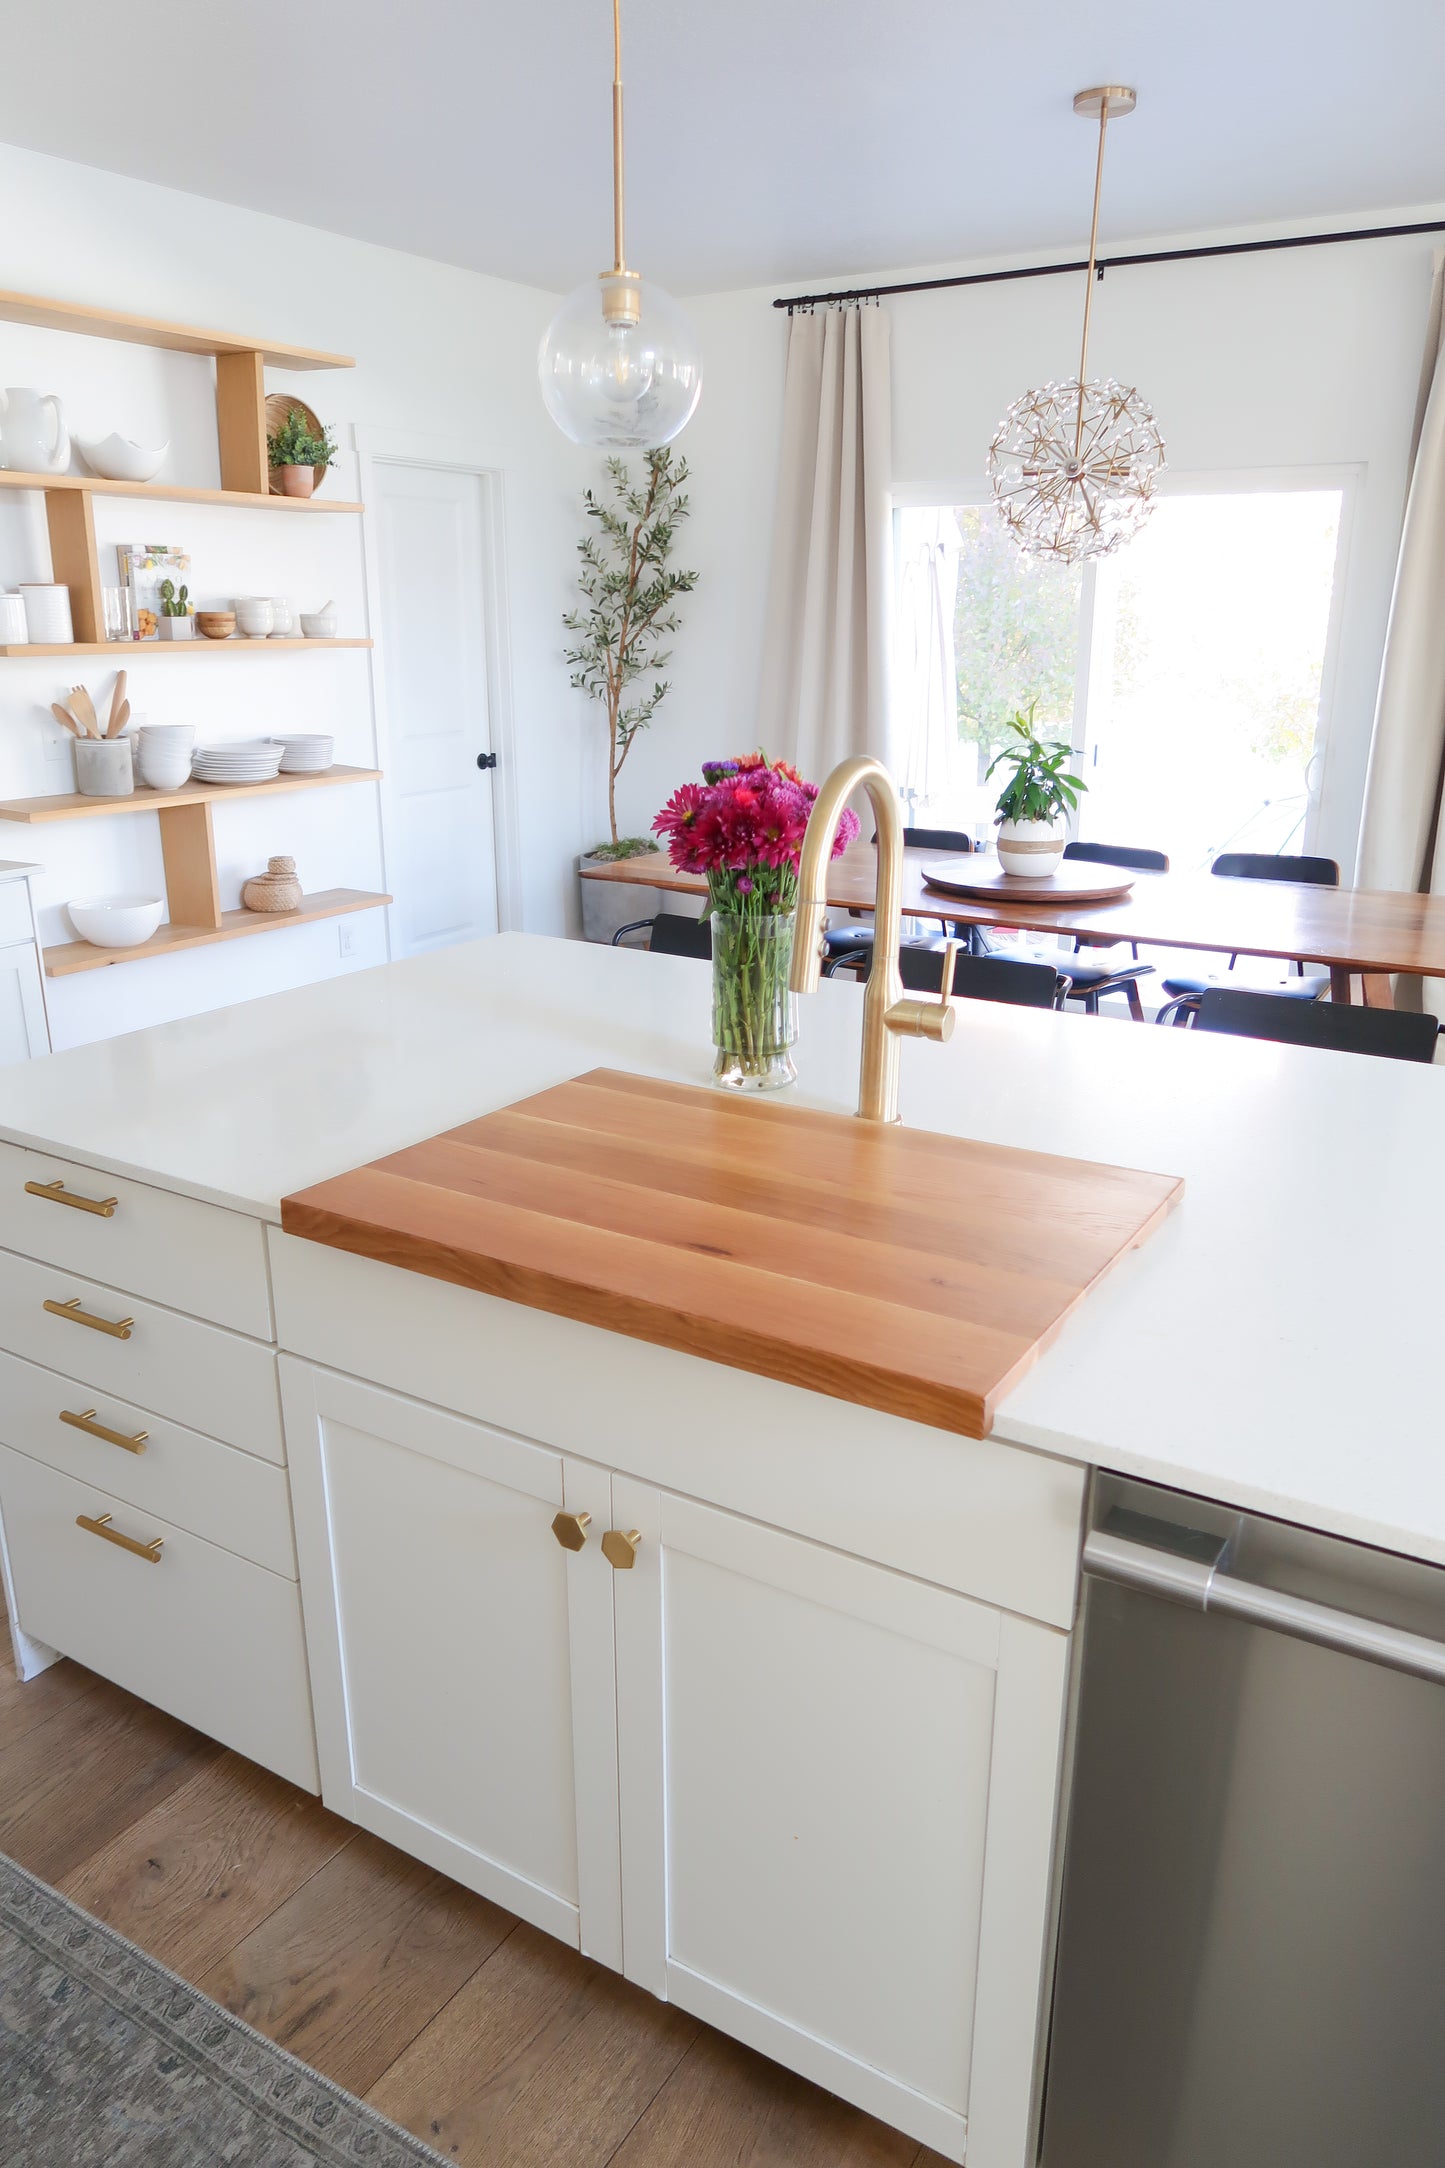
[76,434,169,483]
[67,894,165,948]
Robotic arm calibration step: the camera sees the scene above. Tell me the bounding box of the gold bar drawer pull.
[43,1297,133,1340]
[61,1408,148,1454]
[25,1178,117,1218]
[76,1512,163,1564]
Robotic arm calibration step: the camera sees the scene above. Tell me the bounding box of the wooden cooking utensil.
[68,686,99,736]
[50,702,83,738]
[110,699,131,736]
[106,670,128,736]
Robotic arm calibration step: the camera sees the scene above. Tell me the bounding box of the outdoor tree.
[564,449,698,852]
[952,509,1080,784]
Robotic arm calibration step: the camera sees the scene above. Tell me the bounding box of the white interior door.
[370,461,499,953]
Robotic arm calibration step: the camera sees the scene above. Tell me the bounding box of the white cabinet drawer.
[0,1347,294,1576]
[0,1444,317,1791]
[0,1141,271,1338]
[0,883,32,946]
[270,1231,1085,1629]
[0,1248,282,1461]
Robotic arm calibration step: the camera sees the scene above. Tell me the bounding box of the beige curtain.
[755,303,893,778]
[1356,256,1445,906]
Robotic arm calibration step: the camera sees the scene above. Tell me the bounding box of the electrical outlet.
[337,920,360,960]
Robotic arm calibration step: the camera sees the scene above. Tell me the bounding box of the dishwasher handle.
[1084,1527,1445,1687]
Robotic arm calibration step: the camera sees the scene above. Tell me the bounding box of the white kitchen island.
[0,932,1439,2166]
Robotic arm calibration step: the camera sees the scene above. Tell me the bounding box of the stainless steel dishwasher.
[1040,1471,1445,2168]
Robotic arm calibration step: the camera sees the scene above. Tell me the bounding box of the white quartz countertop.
[1,932,1441,1567]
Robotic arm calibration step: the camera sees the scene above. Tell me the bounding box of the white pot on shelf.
[156,616,195,640]
[996,816,1066,876]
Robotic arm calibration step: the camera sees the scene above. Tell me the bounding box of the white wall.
[625,209,1445,881]
[0,140,610,1051]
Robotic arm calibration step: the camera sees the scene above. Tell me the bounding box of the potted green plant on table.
[566,450,698,942]
[987,701,1087,875]
[156,576,193,640]
[266,406,338,499]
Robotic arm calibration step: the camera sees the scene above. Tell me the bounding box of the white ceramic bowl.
[299,613,336,639]
[75,433,169,483]
[67,894,165,948]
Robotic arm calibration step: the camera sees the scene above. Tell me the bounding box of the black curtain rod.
[771,216,1445,310]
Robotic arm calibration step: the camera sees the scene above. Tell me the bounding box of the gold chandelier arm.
[1074,100,1110,458]
[612,0,627,274]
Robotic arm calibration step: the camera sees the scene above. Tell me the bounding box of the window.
[895,487,1345,869]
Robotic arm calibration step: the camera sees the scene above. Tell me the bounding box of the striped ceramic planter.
[996,818,1066,876]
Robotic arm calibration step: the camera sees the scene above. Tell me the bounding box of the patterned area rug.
[0,1850,447,2166]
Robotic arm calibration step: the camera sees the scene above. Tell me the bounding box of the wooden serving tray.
[923,857,1135,903]
[281,1070,1182,1440]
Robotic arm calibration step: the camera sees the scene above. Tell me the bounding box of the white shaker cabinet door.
[610,1477,1070,2167]
[281,1360,621,1965]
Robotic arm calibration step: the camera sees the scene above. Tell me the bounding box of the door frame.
[354,424,524,937]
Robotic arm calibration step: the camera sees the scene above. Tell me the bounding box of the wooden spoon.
[106,670,128,736]
[68,685,99,737]
[110,699,131,736]
[50,702,84,738]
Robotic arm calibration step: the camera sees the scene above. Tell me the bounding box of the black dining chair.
[1000,840,1170,1020]
[896,944,1066,1009]
[1155,849,1339,1022]
[822,826,975,978]
[1191,986,1439,1062]
[612,912,713,960]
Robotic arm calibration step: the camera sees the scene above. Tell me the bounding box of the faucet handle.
[885,939,959,1045]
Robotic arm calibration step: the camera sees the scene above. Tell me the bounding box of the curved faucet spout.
[788,754,953,1123]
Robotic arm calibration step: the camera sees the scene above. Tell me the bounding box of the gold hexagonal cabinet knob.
[551,1511,591,1552]
[601,1527,642,1570]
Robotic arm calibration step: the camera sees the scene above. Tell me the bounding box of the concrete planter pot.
[578,853,664,944]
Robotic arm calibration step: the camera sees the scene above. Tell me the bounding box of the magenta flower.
[653,754,861,917]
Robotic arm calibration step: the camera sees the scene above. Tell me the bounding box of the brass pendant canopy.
[987,87,1164,562]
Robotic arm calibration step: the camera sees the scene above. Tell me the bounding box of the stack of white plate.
[271,733,335,773]
[191,740,285,785]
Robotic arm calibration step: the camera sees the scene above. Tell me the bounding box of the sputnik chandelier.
[538,0,702,448]
[987,87,1164,563]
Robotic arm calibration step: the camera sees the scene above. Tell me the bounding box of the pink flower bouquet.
[653,754,859,1090]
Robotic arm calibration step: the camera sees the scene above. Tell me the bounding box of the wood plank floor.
[0,1647,950,2167]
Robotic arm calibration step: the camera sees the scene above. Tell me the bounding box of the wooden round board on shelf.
[922,857,1136,904]
[264,393,327,495]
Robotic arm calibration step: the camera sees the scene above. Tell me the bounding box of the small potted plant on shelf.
[267,406,338,499]
[987,700,1087,875]
[156,577,194,640]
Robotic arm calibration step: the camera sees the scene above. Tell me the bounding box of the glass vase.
[710,911,798,1092]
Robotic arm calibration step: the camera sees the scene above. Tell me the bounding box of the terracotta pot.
[242,855,303,913]
[273,464,316,500]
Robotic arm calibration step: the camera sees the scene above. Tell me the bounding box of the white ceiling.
[2,0,1442,297]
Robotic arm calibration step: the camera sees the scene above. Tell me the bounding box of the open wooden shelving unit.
[0,288,369,653]
[1,290,390,974]
[0,765,389,976]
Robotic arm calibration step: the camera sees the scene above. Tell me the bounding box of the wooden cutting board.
[281,1069,1183,1440]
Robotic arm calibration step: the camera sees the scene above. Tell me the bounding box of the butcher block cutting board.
[281,1069,1183,1440]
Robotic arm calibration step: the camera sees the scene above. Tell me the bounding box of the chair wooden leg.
[1125,982,1145,1021]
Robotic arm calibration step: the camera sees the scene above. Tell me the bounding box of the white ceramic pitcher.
[0,388,69,473]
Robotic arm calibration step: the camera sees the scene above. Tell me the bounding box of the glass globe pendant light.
[539,0,702,448]
[987,88,1164,562]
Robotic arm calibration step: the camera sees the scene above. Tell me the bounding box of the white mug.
[267,597,295,638]
[234,596,274,637]
[0,593,26,644]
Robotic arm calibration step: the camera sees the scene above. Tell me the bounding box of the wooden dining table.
[581,844,1445,1006]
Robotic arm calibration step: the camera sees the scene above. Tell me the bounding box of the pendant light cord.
[1073,102,1110,458]
[612,0,627,274]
